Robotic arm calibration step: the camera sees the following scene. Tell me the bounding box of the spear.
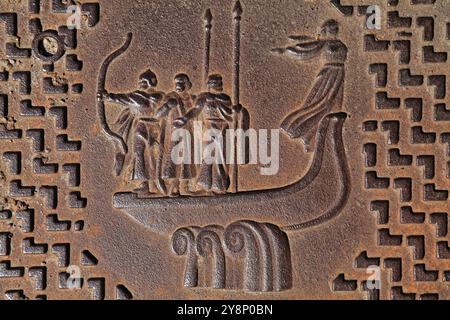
[230,1,243,193]
[232,1,242,106]
[203,9,212,89]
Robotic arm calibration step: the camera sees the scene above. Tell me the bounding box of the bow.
[97,33,133,175]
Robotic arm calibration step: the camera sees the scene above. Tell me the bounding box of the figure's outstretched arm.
[173,101,203,128]
[104,92,141,108]
[183,105,202,120]
[218,99,234,122]
[288,35,313,42]
[272,40,324,61]
[155,101,172,119]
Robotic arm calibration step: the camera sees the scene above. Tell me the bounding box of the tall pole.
[232,1,242,106]
[203,9,212,89]
[230,1,242,193]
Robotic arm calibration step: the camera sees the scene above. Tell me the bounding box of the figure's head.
[320,19,339,37]
[139,69,157,90]
[207,74,223,92]
[174,73,192,93]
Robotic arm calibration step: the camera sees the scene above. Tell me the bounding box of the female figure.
[274,20,347,151]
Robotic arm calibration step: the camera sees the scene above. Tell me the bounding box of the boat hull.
[114,113,350,234]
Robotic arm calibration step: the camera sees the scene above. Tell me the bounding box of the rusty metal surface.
[0,0,449,300]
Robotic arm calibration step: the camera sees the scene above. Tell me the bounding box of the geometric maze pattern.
[0,0,132,300]
[331,0,450,300]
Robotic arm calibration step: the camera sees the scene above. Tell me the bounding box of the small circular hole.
[32,31,65,62]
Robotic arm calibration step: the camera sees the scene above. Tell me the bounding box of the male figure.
[157,74,196,196]
[99,69,166,195]
[175,74,234,194]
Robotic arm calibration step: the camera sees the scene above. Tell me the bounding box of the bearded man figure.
[157,74,197,196]
[175,74,234,194]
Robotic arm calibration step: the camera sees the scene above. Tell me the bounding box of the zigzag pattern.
[331,0,450,300]
[0,0,132,300]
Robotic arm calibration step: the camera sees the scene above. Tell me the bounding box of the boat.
[113,112,350,235]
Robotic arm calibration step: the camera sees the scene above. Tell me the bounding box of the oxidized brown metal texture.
[0,0,448,300]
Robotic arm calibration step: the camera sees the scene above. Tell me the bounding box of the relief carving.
[171,221,292,292]
[98,1,351,292]
[273,19,347,151]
